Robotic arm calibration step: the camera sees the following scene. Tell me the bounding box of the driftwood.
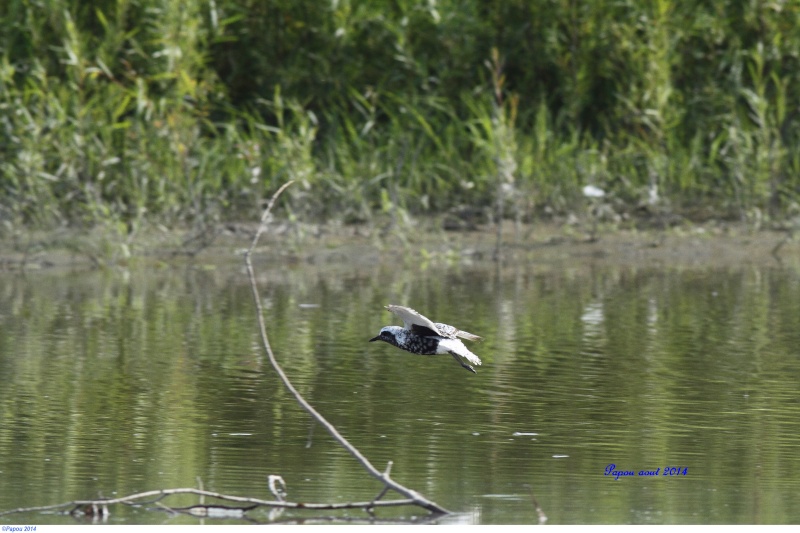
[0,486,443,523]
[0,182,449,523]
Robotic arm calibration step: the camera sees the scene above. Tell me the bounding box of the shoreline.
[2,219,798,272]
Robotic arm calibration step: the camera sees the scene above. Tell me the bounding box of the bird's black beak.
[368,336,380,342]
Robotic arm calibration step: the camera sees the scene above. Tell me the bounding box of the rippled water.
[1,259,799,524]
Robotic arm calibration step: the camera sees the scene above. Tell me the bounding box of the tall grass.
[1,0,799,232]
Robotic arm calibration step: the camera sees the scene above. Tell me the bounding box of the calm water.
[1,256,799,524]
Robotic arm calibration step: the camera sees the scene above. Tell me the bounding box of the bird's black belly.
[397,334,441,355]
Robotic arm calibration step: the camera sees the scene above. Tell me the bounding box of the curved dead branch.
[244,181,449,516]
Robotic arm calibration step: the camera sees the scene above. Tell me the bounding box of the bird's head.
[369,326,402,346]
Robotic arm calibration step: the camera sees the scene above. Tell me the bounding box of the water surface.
[1,257,799,524]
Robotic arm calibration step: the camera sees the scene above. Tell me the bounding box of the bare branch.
[371,486,390,504]
[268,475,287,502]
[0,488,426,518]
[250,180,295,251]
[244,182,449,516]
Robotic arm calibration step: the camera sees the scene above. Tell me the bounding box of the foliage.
[1,0,799,229]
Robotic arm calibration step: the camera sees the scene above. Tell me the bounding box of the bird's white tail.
[438,338,482,366]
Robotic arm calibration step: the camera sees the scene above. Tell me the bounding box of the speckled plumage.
[369,305,483,373]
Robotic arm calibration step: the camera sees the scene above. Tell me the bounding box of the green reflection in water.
[0,262,799,524]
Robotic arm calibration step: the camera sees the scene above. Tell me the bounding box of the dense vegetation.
[1,0,799,231]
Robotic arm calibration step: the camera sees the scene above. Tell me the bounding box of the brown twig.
[0,488,424,518]
[244,182,449,516]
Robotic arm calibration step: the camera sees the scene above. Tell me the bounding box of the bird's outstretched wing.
[435,322,482,342]
[385,305,481,341]
[385,305,444,335]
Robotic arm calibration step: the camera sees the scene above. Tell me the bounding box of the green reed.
[1,0,799,233]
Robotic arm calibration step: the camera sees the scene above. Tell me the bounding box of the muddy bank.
[2,220,798,271]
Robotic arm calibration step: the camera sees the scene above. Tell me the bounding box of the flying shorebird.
[369,305,483,373]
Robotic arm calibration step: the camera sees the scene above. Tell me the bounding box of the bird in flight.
[369,305,483,373]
